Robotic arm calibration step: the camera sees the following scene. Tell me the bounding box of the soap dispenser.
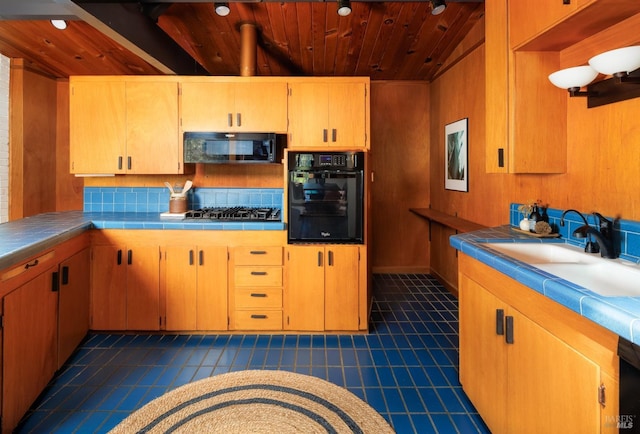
[529,204,541,231]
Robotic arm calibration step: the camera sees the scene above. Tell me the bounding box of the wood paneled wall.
[9,60,58,219]
[369,82,430,273]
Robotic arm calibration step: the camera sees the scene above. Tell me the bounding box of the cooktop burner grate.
[185,207,281,221]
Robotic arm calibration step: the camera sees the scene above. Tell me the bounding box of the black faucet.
[572,212,617,259]
[559,209,599,254]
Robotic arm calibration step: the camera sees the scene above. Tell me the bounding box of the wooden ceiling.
[0,1,485,80]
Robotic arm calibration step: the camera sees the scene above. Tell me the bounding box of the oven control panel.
[290,151,363,170]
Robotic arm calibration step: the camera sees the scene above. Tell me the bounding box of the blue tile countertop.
[450,225,640,346]
[0,211,285,271]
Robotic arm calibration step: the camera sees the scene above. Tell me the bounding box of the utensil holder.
[169,196,187,213]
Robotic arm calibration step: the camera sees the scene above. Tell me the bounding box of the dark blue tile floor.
[15,274,490,433]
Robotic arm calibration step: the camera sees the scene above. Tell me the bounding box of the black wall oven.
[287,151,364,244]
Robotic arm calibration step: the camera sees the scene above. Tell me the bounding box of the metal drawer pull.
[237,113,241,127]
[250,250,267,255]
[189,250,194,265]
[24,259,39,269]
[251,314,268,319]
[250,293,267,297]
[251,271,267,276]
[127,250,133,265]
[332,128,337,142]
[328,250,334,266]
[317,251,323,267]
[323,129,328,142]
[199,250,204,266]
[505,316,514,344]
[117,249,122,265]
[228,113,233,126]
[127,156,132,170]
[62,266,69,285]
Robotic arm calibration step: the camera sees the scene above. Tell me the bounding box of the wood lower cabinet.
[91,243,160,331]
[285,245,360,331]
[3,264,59,433]
[58,248,90,369]
[164,245,228,331]
[459,253,619,433]
[229,246,283,331]
[0,234,90,433]
[287,80,369,149]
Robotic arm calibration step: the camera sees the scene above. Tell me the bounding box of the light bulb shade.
[431,0,446,15]
[50,19,67,30]
[548,65,598,90]
[214,3,230,17]
[589,46,640,76]
[337,0,351,16]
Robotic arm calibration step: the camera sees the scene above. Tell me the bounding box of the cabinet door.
[126,81,181,174]
[3,265,59,432]
[58,248,90,369]
[164,246,198,330]
[196,246,228,330]
[287,82,329,148]
[70,80,126,174]
[91,245,127,330]
[507,308,601,433]
[126,245,160,330]
[327,83,367,148]
[181,82,234,131]
[509,0,580,48]
[458,275,508,433]
[324,246,359,330]
[285,246,325,331]
[234,82,288,132]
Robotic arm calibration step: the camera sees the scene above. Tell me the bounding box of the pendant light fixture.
[430,0,446,15]
[214,2,230,17]
[337,0,352,17]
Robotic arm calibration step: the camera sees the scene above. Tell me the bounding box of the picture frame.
[444,118,468,192]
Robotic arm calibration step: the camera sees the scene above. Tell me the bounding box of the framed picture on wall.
[445,118,468,192]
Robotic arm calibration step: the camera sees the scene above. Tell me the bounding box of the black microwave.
[183,132,279,163]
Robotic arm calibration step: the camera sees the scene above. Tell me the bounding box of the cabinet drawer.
[234,266,282,287]
[233,247,283,266]
[1,250,56,293]
[233,310,283,330]
[235,288,282,309]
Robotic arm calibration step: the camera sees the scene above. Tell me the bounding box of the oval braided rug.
[109,370,395,433]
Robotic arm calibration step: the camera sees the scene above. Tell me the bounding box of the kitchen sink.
[485,242,640,297]
[486,242,599,264]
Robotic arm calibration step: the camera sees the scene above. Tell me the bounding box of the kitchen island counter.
[451,225,640,345]
[0,211,285,270]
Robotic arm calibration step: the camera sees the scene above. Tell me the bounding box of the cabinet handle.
[61,266,69,285]
[237,113,241,127]
[323,129,328,142]
[127,156,132,170]
[505,316,514,344]
[24,259,39,269]
[189,250,194,265]
[563,0,571,4]
[317,251,323,267]
[250,250,267,255]
[498,148,504,168]
[251,314,267,319]
[250,271,267,276]
[52,271,59,292]
[117,249,122,265]
[127,250,132,265]
[228,113,233,127]
[199,250,203,266]
[250,293,267,297]
[118,156,123,170]
[496,309,504,335]
[328,250,334,266]
[332,128,337,142]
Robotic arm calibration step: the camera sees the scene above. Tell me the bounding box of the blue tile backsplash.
[84,187,284,213]
[510,203,640,264]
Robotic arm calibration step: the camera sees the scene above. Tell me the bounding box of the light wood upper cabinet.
[288,80,369,149]
[458,254,619,433]
[180,80,288,133]
[509,0,582,49]
[70,80,126,174]
[70,77,187,175]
